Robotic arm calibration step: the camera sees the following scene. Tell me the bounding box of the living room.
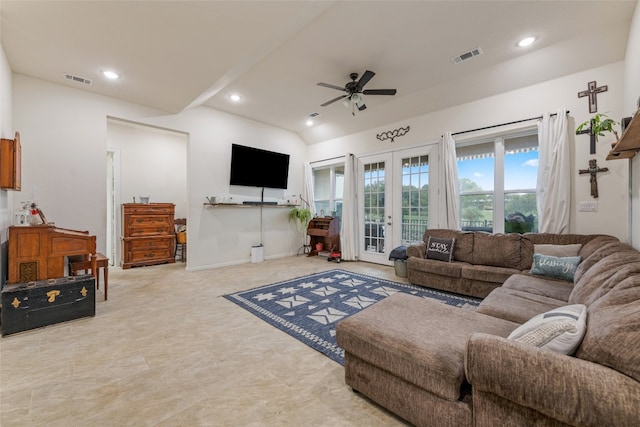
[1,1,640,425]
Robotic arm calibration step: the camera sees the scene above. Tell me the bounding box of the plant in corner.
[576,112,620,144]
[288,207,312,232]
[289,206,313,254]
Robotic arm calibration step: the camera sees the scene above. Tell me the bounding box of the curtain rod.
[451,110,570,137]
[310,155,345,164]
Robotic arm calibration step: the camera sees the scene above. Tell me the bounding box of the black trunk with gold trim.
[1,275,95,336]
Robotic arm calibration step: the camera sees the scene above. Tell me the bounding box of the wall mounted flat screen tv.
[229,144,290,189]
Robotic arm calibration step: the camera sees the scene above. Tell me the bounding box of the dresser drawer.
[123,203,174,215]
[126,237,174,251]
[126,248,173,263]
[126,215,173,236]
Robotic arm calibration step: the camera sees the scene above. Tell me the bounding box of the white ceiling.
[1,1,636,144]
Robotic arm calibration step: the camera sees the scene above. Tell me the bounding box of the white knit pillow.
[507,304,587,355]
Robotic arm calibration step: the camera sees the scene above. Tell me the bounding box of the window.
[401,155,429,245]
[312,163,344,219]
[457,132,538,233]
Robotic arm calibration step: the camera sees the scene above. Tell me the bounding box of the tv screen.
[229,144,290,189]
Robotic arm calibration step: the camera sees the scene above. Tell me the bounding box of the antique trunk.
[1,275,95,336]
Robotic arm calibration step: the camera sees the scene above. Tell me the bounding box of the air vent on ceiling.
[64,73,93,85]
[451,47,483,64]
[308,112,320,118]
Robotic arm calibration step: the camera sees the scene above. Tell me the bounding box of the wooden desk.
[69,253,109,300]
[8,225,96,284]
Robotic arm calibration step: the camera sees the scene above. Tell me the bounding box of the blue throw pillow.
[531,254,581,282]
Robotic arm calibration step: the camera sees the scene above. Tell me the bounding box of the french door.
[357,144,438,265]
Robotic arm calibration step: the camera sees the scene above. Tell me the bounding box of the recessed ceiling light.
[517,36,536,47]
[306,119,314,126]
[230,94,241,102]
[102,70,120,80]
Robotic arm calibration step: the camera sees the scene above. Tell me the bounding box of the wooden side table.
[69,253,109,300]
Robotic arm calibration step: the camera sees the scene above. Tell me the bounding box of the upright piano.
[8,225,97,284]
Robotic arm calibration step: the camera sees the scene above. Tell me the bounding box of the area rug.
[223,269,481,365]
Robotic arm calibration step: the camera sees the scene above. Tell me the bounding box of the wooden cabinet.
[122,203,175,269]
[607,111,640,160]
[307,216,340,256]
[1,131,21,190]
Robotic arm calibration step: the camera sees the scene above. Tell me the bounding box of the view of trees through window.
[401,155,429,245]
[458,134,539,233]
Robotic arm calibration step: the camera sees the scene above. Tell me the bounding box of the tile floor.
[0,256,410,426]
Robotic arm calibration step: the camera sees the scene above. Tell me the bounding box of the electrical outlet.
[578,201,598,212]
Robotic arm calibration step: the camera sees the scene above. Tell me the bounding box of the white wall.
[308,62,629,242]
[12,74,307,270]
[0,45,13,285]
[107,119,188,217]
[625,0,640,249]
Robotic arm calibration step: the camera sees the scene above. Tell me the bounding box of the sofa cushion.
[336,293,518,401]
[573,241,634,285]
[423,229,474,264]
[472,233,522,269]
[476,288,567,324]
[503,273,573,302]
[507,304,587,355]
[530,254,581,282]
[426,236,455,262]
[534,243,582,257]
[460,265,520,284]
[570,249,640,306]
[520,233,610,272]
[575,274,640,382]
[407,257,468,278]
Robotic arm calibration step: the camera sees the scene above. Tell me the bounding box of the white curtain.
[439,132,461,230]
[341,154,358,261]
[302,162,316,216]
[537,109,570,233]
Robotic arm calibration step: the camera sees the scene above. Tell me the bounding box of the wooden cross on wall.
[578,81,608,113]
[576,118,597,155]
[579,159,608,199]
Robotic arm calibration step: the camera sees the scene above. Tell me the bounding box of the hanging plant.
[576,113,619,143]
[288,207,312,232]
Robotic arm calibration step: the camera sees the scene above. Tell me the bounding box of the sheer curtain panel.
[302,162,316,216]
[341,154,358,261]
[440,132,461,230]
[537,109,570,233]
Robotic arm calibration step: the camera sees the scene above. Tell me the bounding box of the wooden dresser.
[121,203,175,269]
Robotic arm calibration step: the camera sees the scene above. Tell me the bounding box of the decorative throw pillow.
[425,236,455,262]
[534,243,582,258]
[531,254,581,282]
[508,304,587,355]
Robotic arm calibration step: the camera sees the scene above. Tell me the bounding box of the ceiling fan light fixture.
[351,93,362,104]
[342,98,351,108]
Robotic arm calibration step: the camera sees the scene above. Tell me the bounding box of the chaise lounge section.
[336,231,640,426]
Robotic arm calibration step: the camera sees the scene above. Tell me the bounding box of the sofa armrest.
[407,242,426,258]
[465,333,640,427]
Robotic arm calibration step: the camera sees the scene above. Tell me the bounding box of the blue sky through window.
[458,150,538,192]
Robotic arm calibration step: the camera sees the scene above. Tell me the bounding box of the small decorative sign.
[377,126,410,143]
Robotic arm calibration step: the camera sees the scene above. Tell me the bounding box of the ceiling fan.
[317,70,397,115]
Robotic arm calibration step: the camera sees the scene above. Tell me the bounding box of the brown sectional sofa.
[336,230,640,426]
[406,229,611,298]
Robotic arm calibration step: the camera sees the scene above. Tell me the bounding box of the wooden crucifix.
[579,159,608,199]
[578,81,608,113]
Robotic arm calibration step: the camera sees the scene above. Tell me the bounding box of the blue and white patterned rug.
[223,269,481,365]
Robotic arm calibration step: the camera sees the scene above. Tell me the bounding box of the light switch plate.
[578,201,598,212]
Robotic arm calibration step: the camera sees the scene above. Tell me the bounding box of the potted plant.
[576,113,620,144]
[288,207,312,232]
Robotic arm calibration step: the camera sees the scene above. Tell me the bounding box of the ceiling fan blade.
[363,89,397,96]
[320,94,348,107]
[357,103,367,111]
[356,70,375,89]
[317,82,345,91]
